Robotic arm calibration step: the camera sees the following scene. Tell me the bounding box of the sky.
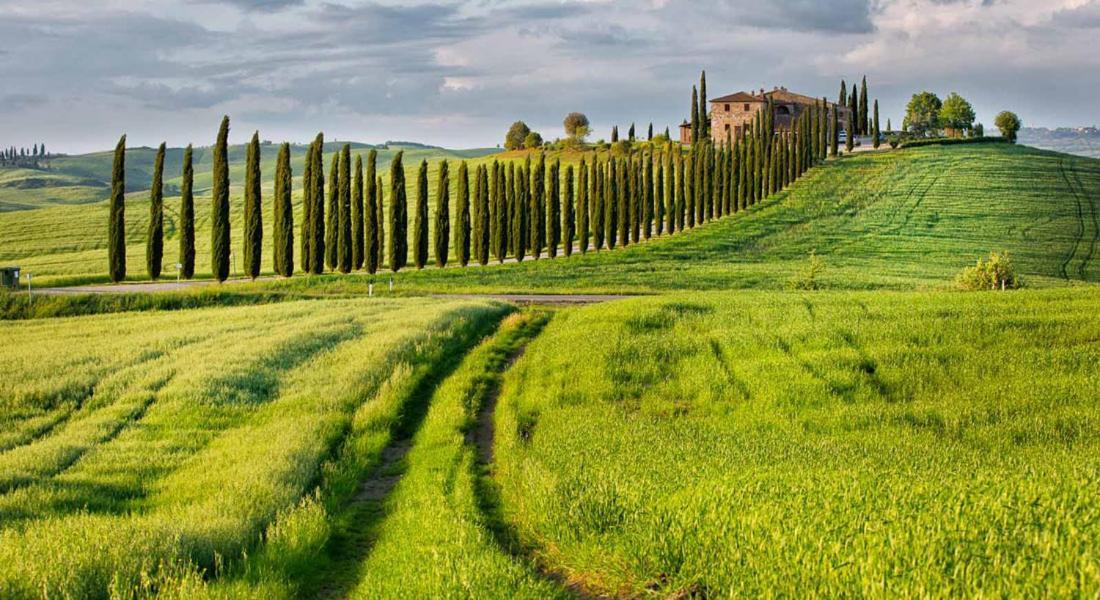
[2,0,1099,154]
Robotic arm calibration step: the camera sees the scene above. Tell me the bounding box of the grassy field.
[5,143,1092,290]
[491,288,1100,596]
[0,296,510,597]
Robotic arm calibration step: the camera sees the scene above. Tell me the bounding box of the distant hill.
[1019,127,1100,159]
[0,142,499,212]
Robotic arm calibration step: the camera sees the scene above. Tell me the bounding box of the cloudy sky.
[2,0,1098,153]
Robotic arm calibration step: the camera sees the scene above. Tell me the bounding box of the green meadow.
[1,140,1098,597]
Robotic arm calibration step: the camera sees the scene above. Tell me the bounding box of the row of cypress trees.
[107,97,839,283]
[840,76,873,137]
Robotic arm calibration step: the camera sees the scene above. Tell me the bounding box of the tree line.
[107,101,836,283]
[1,143,51,167]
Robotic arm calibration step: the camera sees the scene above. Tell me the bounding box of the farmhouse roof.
[710,92,762,103]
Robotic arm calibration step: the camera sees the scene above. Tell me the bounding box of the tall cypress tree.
[564,164,575,256]
[628,123,636,141]
[365,150,379,274]
[179,144,195,279]
[243,132,262,280]
[389,151,407,272]
[699,70,709,140]
[644,151,654,239]
[690,85,699,144]
[659,147,669,232]
[376,176,385,270]
[352,153,364,270]
[830,105,840,157]
[846,113,855,153]
[309,134,326,275]
[591,156,603,250]
[414,159,430,268]
[433,159,451,268]
[476,163,490,265]
[849,88,858,140]
[337,144,351,273]
[490,161,503,263]
[146,141,165,280]
[548,159,560,257]
[607,158,618,249]
[325,152,339,271]
[456,161,472,267]
[301,142,314,271]
[648,123,654,141]
[533,154,545,258]
[859,76,869,136]
[211,116,231,282]
[873,100,881,149]
[674,150,685,231]
[839,80,847,108]
[274,142,293,277]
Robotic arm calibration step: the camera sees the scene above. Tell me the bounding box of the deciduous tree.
[994,111,1021,143]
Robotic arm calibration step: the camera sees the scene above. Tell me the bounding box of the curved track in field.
[1057,158,1086,280]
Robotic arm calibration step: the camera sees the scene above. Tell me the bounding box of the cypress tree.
[470,163,480,266]
[301,142,314,271]
[414,159,430,268]
[839,80,847,108]
[476,164,490,265]
[490,161,503,263]
[873,100,881,149]
[455,161,471,266]
[674,150,685,231]
[548,159,560,258]
[611,126,619,143]
[147,142,165,280]
[737,141,747,212]
[592,156,604,250]
[375,176,385,270]
[434,159,451,268]
[846,114,855,153]
[628,123,636,141]
[699,70,708,140]
[179,144,195,279]
[577,158,589,253]
[831,105,840,157]
[564,164,575,256]
[274,142,294,277]
[108,135,126,283]
[648,123,654,141]
[211,116,231,282]
[849,88,858,140]
[389,151,407,272]
[859,76,869,136]
[325,152,339,271]
[336,144,351,273]
[513,162,528,261]
[533,154,545,258]
[607,158,617,249]
[352,153,364,270]
[243,133,262,279]
[643,151,653,238]
[690,85,699,144]
[365,149,379,274]
[508,163,518,259]
[625,156,635,245]
[660,147,671,231]
[310,134,325,274]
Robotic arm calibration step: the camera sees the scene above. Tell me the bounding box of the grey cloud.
[1051,1,1100,28]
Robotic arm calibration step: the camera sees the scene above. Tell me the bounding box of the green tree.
[211,116,231,282]
[273,142,293,277]
[564,112,590,140]
[325,152,339,271]
[699,70,709,139]
[505,121,530,151]
[179,144,195,279]
[352,153,364,270]
[940,93,976,137]
[475,163,490,265]
[628,123,636,141]
[690,86,699,144]
[612,125,619,143]
[577,157,589,253]
[859,76,869,135]
[309,134,326,274]
[414,159,429,268]
[243,133,262,279]
[873,100,881,149]
[643,151,654,238]
[548,159,561,257]
[846,113,855,153]
[337,144,351,273]
[454,161,469,267]
[830,105,840,157]
[903,92,943,137]
[146,142,165,280]
[839,80,847,109]
[564,163,575,256]
[301,142,314,271]
[375,176,385,269]
[434,159,452,267]
[389,151,407,272]
[524,131,543,149]
[994,111,1021,143]
[365,150,379,274]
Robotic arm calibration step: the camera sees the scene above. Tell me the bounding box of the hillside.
[1,143,1096,289]
[0,142,497,212]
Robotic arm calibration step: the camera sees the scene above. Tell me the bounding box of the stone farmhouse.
[680,86,852,145]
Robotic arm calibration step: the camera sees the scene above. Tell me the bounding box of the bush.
[956,252,1020,290]
[788,251,826,290]
[899,136,1008,149]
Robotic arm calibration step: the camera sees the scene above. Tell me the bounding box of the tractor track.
[1057,158,1087,280]
[1069,163,1098,279]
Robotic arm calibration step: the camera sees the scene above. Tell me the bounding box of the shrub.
[956,252,1020,290]
[899,136,1007,149]
[788,251,826,290]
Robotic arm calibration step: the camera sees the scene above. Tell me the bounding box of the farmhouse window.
[744,104,750,111]
[725,104,730,112]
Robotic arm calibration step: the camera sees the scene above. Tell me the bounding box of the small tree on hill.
[564,112,590,141]
[940,93,976,138]
[524,131,543,149]
[505,121,530,150]
[994,111,1021,143]
[903,92,942,137]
